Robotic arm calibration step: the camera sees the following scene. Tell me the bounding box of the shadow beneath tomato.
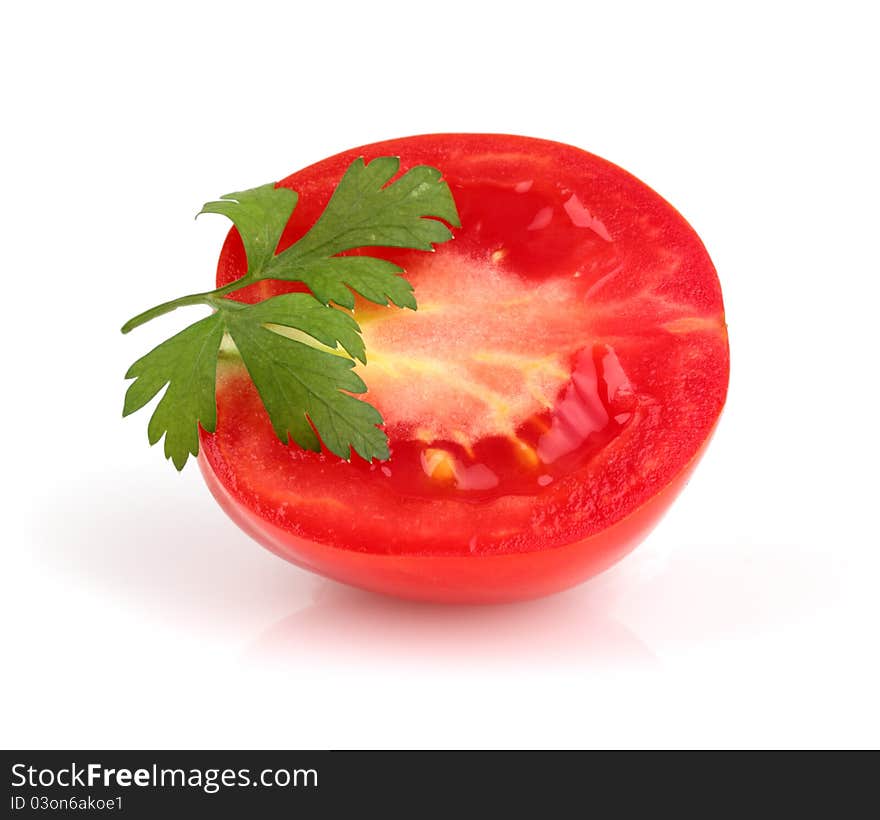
[247,581,659,669]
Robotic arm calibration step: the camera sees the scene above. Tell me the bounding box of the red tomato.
[199,134,729,603]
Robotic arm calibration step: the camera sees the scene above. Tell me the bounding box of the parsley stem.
[120,277,253,334]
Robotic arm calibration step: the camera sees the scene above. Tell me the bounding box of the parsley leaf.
[240,292,366,364]
[198,184,296,277]
[276,256,417,311]
[224,296,386,462]
[264,157,460,309]
[122,313,225,470]
[125,294,379,469]
[122,156,458,470]
[195,157,459,310]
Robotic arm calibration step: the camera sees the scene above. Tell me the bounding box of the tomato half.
[199,134,729,603]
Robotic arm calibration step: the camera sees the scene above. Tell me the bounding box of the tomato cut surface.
[199,134,729,603]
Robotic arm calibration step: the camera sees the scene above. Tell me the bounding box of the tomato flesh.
[199,134,729,602]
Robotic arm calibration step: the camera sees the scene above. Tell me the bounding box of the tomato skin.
[199,133,729,602]
[200,430,714,603]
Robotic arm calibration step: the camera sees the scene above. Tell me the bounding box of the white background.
[2,1,878,749]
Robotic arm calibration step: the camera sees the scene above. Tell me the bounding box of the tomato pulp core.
[351,177,637,501]
[207,135,729,560]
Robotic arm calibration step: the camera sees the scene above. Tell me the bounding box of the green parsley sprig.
[121,157,460,470]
